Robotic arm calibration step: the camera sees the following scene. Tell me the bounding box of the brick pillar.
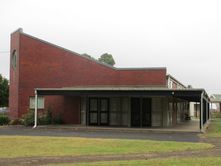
[220,103,221,113]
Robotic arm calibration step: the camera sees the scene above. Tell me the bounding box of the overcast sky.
[0,0,220,94]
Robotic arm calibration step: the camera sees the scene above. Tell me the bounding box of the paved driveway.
[0,126,200,142]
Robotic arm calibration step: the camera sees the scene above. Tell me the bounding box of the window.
[90,99,98,111]
[11,50,17,69]
[29,97,45,109]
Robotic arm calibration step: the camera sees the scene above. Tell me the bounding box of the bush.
[23,107,54,126]
[23,109,34,126]
[38,107,53,125]
[52,114,63,124]
[9,119,23,125]
[0,115,10,125]
[22,107,63,126]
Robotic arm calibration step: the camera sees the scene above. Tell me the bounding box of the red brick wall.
[42,96,79,124]
[9,30,167,123]
[63,96,80,124]
[117,70,166,86]
[9,31,20,119]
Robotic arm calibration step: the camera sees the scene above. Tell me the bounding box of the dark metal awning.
[33,87,210,131]
[35,87,210,102]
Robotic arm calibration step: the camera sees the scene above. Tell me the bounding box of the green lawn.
[207,118,221,137]
[0,136,213,158]
[49,157,221,166]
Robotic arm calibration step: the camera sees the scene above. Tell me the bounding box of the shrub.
[38,117,48,125]
[38,107,53,125]
[23,109,34,126]
[22,107,63,126]
[52,114,63,124]
[45,107,52,124]
[0,114,10,125]
[9,119,23,125]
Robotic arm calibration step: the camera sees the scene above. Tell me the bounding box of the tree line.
[0,74,9,107]
[82,53,115,66]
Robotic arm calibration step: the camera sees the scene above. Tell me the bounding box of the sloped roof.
[210,94,221,102]
[166,74,186,88]
[13,28,166,71]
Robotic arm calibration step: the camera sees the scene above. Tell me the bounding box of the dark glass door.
[89,98,109,126]
[131,97,152,127]
[142,98,151,127]
[100,98,109,125]
[89,98,98,125]
[131,98,141,127]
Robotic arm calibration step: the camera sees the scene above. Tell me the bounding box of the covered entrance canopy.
[33,87,210,132]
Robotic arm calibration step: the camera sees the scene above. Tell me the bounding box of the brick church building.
[9,28,210,131]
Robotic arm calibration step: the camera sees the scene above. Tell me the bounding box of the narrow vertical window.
[11,50,17,69]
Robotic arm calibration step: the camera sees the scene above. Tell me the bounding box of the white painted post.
[33,90,38,128]
[200,92,204,132]
[206,100,208,122]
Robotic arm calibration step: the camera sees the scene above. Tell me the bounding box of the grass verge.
[0,136,213,158]
[48,157,221,166]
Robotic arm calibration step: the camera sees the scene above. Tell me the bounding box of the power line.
[0,51,10,53]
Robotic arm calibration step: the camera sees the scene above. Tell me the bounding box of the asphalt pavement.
[0,126,200,142]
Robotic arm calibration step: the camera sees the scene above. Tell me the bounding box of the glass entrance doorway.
[89,98,109,126]
[131,97,152,127]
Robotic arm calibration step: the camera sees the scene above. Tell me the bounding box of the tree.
[0,74,9,107]
[98,53,115,66]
